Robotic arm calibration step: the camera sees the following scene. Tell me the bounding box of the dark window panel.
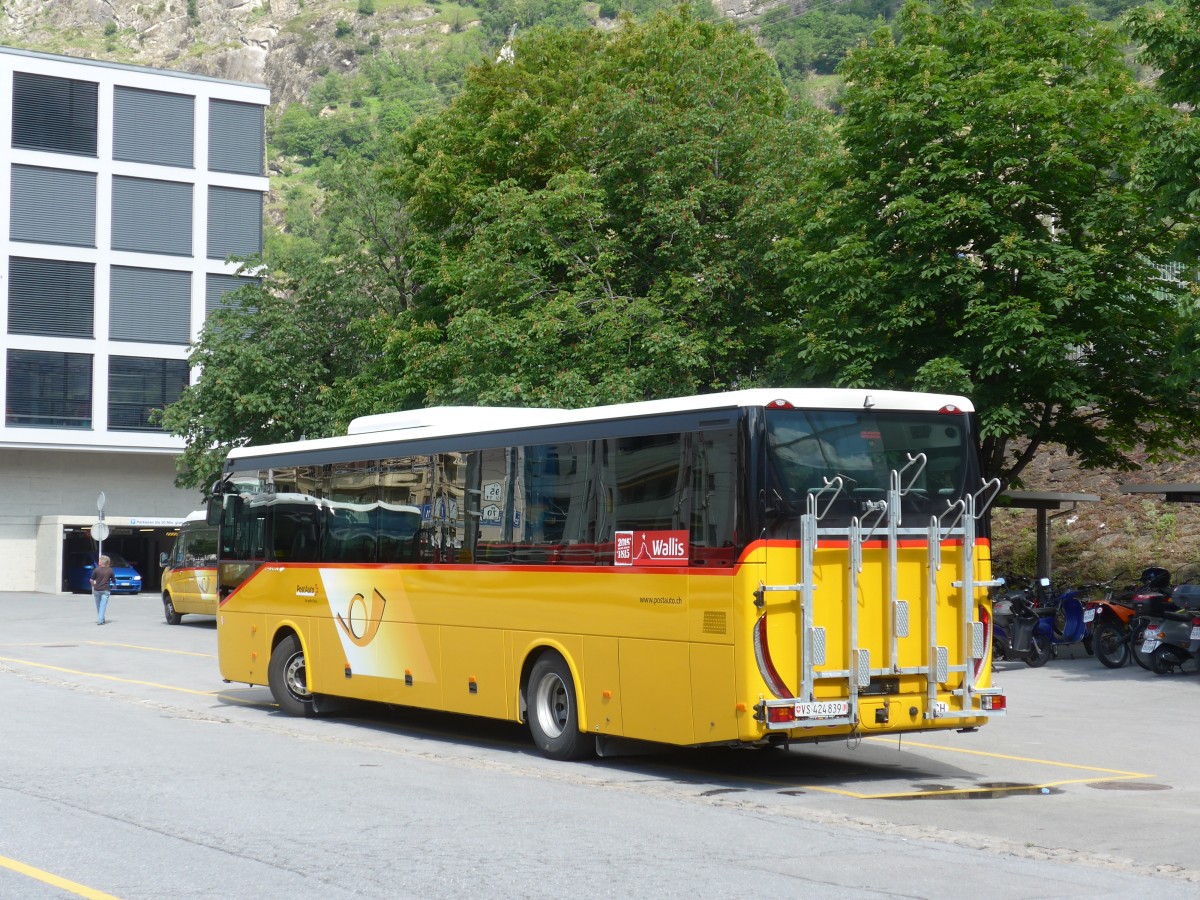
[107,356,189,432]
[12,72,98,157]
[5,349,93,429]
[8,257,94,338]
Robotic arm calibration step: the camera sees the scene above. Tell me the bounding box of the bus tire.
[269,633,315,717]
[163,593,182,625]
[526,654,593,761]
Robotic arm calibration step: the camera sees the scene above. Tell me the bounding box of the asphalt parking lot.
[2,590,1199,897]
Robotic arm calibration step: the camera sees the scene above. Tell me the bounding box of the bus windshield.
[765,408,977,523]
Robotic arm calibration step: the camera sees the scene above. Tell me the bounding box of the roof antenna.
[496,23,517,64]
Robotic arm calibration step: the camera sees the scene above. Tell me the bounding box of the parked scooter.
[992,578,1053,667]
[1129,572,1200,674]
[1085,568,1170,669]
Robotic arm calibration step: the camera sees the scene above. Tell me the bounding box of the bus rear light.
[766,706,795,724]
[981,695,1006,712]
[765,399,794,410]
[975,605,991,679]
[938,404,963,415]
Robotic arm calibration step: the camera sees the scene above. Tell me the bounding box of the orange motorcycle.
[1086,568,1171,669]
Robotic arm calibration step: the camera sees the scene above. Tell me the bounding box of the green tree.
[162,155,420,489]
[374,6,830,407]
[776,0,1200,487]
[1125,0,1200,260]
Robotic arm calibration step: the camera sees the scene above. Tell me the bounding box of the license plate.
[1141,639,1160,653]
[1083,608,1095,623]
[794,700,849,719]
[1191,626,1200,641]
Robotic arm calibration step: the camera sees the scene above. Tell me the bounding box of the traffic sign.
[90,521,110,542]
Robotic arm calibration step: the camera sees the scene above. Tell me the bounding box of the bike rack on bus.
[756,461,1006,731]
[928,477,1004,721]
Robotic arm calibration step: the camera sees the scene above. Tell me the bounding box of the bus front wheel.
[269,633,315,717]
[163,593,182,625]
[526,654,592,761]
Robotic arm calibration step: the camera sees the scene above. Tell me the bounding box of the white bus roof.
[226,388,973,464]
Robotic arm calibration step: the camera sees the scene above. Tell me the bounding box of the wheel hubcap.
[284,652,310,701]
[535,673,569,739]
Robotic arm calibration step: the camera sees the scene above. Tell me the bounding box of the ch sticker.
[336,588,387,647]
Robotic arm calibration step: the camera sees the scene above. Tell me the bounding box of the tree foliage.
[160,156,420,489]
[371,6,830,407]
[1124,0,1200,259]
[777,0,1200,487]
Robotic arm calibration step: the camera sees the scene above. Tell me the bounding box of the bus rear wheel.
[527,654,592,761]
[269,634,315,717]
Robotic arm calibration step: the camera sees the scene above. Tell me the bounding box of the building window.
[113,86,195,169]
[10,165,97,248]
[108,356,189,432]
[205,273,256,314]
[110,266,191,345]
[5,349,93,430]
[12,72,98,157]
[208,99,265,175]
[207,187,263,260]
[111,176,193,256]
[8,257,94,338]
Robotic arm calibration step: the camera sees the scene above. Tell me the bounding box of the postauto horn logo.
[336,588,387,647]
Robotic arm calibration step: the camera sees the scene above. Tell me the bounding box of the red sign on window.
[614,530,689,567]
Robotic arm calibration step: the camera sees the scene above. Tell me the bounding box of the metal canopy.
[1121,483,1200,504]
[997,490,1101,580]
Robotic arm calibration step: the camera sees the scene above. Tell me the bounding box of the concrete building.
[0,47,269,593]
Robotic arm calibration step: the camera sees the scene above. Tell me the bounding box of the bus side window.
[273,505,319,563]
[690,429,738,566]
[612,433,685,533]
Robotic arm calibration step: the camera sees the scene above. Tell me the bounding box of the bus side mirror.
[159,551,169,568]
[206,497,223,526]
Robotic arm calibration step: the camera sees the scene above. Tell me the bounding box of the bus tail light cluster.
[974,605,992,679]
[981,694,1006,712]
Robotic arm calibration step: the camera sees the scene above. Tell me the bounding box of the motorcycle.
[1129,571,1200,674]
[1085,568,1170,669]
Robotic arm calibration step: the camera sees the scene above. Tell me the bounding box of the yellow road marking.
[0,656,216,696]
[864,736,1151,778]
[0,854,121,899]
[773,737,1153,799]
[84,641,215,659]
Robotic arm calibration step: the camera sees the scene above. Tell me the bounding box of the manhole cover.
[1088,781,1171,791]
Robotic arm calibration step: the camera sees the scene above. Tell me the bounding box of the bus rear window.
[765,409,976,523]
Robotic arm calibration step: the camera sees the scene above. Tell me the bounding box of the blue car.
[63,551,143,594]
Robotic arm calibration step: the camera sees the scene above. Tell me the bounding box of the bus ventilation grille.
[703,611,727,635]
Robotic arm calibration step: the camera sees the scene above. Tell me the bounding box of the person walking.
[91,555,114,625]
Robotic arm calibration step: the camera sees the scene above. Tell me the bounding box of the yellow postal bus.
[160,510,219,624]
[210,389,1005,759]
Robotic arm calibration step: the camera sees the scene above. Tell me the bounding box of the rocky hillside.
[991,445,1200,585]
[0,0,485,107]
